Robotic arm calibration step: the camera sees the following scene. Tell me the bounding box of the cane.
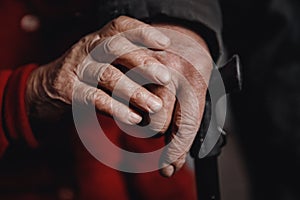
[190,55,242,200]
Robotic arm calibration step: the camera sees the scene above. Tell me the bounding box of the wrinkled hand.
[25,16,171,123]
[25,16,213,178]
[147,25,213,177]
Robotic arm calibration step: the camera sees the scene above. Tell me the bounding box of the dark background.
[220,0,300,199]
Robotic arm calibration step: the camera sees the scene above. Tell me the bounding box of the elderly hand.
[25,16,212,178]
[147,24,213,177]
[25,16,171,123]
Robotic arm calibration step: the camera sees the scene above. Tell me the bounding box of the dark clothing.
[221,0,300,199]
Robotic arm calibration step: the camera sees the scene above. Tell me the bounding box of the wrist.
[25,65,69,121]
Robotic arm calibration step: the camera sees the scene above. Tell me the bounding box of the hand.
[25,16,171,123]
[147,25,213,177]
[25,16,213,178]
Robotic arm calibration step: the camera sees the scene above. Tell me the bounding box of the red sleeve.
[0,64,38,156]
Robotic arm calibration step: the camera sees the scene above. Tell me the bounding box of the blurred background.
[219,0,300,200]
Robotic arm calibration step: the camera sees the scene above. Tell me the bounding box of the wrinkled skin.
[25,16,212,177]
[148,24,212,176]
[26,16,171,124]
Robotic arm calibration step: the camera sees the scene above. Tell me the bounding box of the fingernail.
[129,112,142,124]
[147,96,162,113]
[161,165,175,177]
[153,34,170,47]
[156,67,171,85]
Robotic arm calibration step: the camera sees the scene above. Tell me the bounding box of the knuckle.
[80,62,102,83]
[131,87,147,102]
[136,58,160,73]
[104,36,133,56]
[96,94,111,110]
[142,57,157,66]
[76,34,97,54]
[86,35,101,53]
[84,87,98,104]
[112,15,131,30]
[50,70,74,98]
[104,37,118,54]
[99,66,122,87]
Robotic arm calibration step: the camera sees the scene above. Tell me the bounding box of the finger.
[160,85,205,177]
[79,61,163,113]
[109,16,170,49]
[91,36,171,85]
[146,84,176,133]
[115,49,171,85]
[72,80,142,125]
[160,154,187,177]
[90,35,139,63]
